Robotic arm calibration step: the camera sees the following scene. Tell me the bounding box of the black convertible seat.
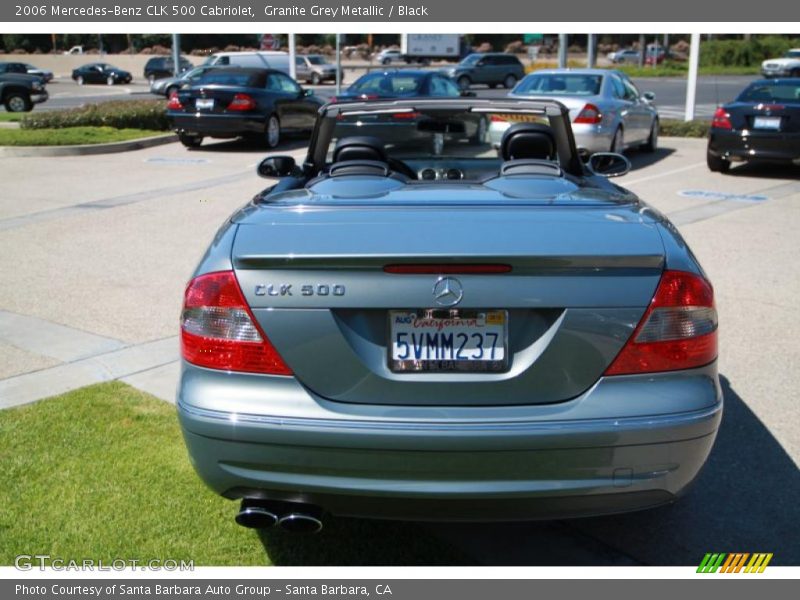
[333,136,388,163]
[500,123,557,161]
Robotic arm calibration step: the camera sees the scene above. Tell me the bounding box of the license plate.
[195,98,214,111]
[389,309,508,373]
[753,116,781,130]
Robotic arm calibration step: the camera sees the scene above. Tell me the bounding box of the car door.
[609,74,640,143]
[91,65,105,83]
[267,72,319,130]
[621,76,651,142]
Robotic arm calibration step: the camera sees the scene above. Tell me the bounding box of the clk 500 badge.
[255,284,346,297]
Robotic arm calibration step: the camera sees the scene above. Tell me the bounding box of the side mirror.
[586,152,631,178]
[643,91,656,102]
[257,155,297,178]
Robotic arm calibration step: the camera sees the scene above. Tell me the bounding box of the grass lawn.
[0,126,166,146]
[0,382,472,566]
[0,112,23,122]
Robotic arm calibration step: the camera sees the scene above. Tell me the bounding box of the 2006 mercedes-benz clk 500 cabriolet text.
[176,98,721,533]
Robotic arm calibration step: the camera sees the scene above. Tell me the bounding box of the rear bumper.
[709,129,800,163]
[168,112,267,138]
[177,362,722,520]
[489,121,613,154]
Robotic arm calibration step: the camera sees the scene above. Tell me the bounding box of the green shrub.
[20,99,169,131]
[700,35,800,68]
[660,119,709,138]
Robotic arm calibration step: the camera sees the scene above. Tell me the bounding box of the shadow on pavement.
[725,162,800,180]
[188,137,310,154]
[259,375,798,566]
[626,146,675,171]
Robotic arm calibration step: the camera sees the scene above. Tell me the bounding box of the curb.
[0,133,178,157]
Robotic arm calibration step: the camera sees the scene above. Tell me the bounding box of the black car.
[442,53,526,90]
[334,69,463,101]
[71,63,133,86]
[0,72,48,112]
[708,78,800,172]
[167,67,323,149]
[0,61,46,84]
[144,55,194,83]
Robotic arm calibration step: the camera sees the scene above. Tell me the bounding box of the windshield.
[349,73,425,96]
[182,67,206,79]
[460,54,482,66]
[197,70,265,87]
[514,74,602,96]
[326,107,551,162]
[307,55,327,65]
[737,81,800,103]
[784,50,800,58]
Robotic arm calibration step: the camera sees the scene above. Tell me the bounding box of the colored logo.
[697,553,773,573]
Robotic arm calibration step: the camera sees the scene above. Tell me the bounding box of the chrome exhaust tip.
[277,512,323,534]
[235,500,279,529]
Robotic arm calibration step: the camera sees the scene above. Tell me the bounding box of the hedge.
[20,99,169,131]
[659,119,709,138]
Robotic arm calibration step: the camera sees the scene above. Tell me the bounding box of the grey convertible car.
[177,98,721,533]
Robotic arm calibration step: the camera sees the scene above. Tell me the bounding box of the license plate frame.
[195,98,214,111]
[753,116,781,130]
[388,309,509,373]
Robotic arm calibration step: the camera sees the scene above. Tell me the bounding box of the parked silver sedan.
[490,69,659,155]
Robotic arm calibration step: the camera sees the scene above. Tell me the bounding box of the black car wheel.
[311,72,321,85]
[488,83,497,89]
[611,127,625,153]
[4,92,32,112]
[470,116,488,144]
[457,75,471,91]
[76,75,84,85]
[642,119,658,153]
[503,74,518,89]
[265,115,281,149]
[381,58,391,66]
[179,133,203,149]
[148,74,156,84]
[106,75,115,86]
[706,149,730,173]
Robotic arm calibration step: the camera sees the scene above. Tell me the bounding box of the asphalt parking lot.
[0,135,797,565]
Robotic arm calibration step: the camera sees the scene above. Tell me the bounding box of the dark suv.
[443,53,525,90]
[144,56,194,82]
[0,71,48,112]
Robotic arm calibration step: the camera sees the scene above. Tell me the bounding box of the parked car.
[294,54,341,85]
[707,78,800,172]
[177,96,721,532]
[441,53,525,90]
[150,65,220,97]
[166,67,323,149]
[0,62,33,77]
[0,71,48,112]
[71,63,132,86]
[608,49,641,64]
[374,48,403,65]
[761,49,800,78]
[143,55,194,83]
[63,45,83,55]
[202,51,291,76]
[492,69,659,155]
[23,63,53,83]
[335,69,464,100]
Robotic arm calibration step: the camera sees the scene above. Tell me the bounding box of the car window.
[622,78,641,100]
[295,57,305,66]
[609,75,627,99]
[350,73,425,95]
[737,82,800,102]
[267,72,301,93]
[200,70,265,87]
[515,74,602,96]
[460,54,482,66]
[430,76,460,97]
[785,50,800,58]
[307,55,326,65]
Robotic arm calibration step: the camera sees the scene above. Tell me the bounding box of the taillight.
[227,93,256,111]
[604,270,718,376]
[180,271,292,375]
[166,95,183,110]
[711,107,732,130]
[391,111,421,120]
[490,114,508,123]
[574,103,603,125]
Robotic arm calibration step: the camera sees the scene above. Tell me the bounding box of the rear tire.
[503,74,517,89]
[642,119,658,152]
[106,76,115,86]
[76,75,84,86]
[311,72,321,85]
[706,149,730,173]
[457,76,471,91]
[178,133,203,148]
[381,58,391,66]
[4,93,32,112]
[265,114,281,149]
[611,127,625,154]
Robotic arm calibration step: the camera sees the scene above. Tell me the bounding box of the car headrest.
[333,136,387,163]
[500,123,556,161]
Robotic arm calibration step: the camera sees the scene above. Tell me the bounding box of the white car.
[374,49,404,65]
[761,49,800,78]
[608,49,641,64]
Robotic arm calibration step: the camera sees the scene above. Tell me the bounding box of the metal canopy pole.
[336,34,341,94]
[558,34,568,68]
[171,33,181,76]
[685,33,701,122]
[587,34,596,68]
[289,33,297,80]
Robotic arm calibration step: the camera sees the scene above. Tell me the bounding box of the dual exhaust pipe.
[235,499,323,534]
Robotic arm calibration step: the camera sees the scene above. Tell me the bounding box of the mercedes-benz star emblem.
[432,277,464,307]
